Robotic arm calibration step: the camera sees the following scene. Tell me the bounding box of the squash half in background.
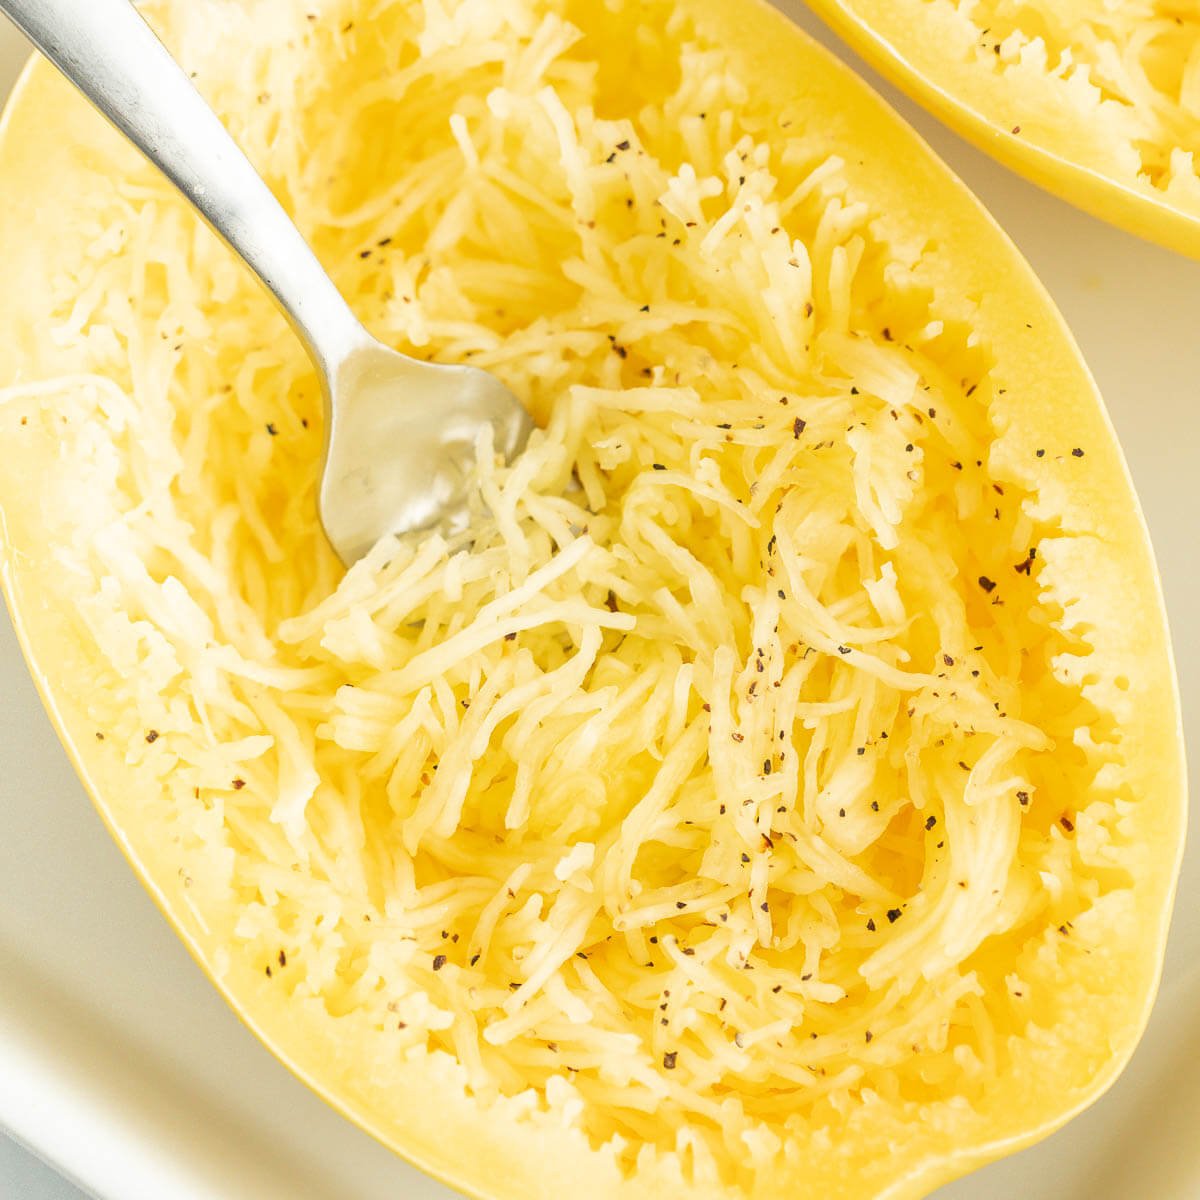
[0,1,1186,1198]
[806,0,1200,257]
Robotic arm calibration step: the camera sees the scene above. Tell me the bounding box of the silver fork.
[0,0,534,565]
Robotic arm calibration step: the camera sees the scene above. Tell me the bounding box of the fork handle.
[0,0,367,372]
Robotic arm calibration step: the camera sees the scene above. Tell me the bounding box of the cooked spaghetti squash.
[807,0,1200,256]
[0,0,1184,1197]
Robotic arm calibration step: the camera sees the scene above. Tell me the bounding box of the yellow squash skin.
[806,0,1200,258]
[0,1,1185,1198]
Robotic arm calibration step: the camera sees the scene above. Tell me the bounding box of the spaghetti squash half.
[807,0,1200,257]
[0,0,1184,1197]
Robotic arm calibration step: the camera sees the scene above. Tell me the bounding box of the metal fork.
[0,0,534,565]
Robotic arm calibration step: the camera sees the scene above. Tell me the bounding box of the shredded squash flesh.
[944,0,1200,203]
[0,0,1140,1190]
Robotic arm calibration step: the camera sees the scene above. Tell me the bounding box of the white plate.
[0,5,1196,1198]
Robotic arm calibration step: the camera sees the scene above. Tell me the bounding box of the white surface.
[0,1135,87,1200]
[0,4,1196,1199]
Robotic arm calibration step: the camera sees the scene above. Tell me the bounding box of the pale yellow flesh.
[807,0,1200,258]
[0,1,1186,1199]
